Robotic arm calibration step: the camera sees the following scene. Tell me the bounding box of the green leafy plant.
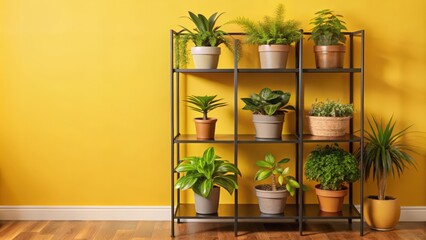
[232,4,302,45]
[305,144,360,190]
[241,88,295,116]
[309,99,353,117]
[254,153,304,196]
[185,95,227,120]
[175,147,241,198]
[355,115,416,200]
[175,11,233,68]
[309,9,347,46]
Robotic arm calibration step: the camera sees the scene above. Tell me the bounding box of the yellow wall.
[0,0,425,206]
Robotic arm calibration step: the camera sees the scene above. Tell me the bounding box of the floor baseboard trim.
[0,205,424,221]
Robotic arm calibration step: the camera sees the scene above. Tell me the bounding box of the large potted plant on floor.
[308,99,353,137]
[175,147,241,214]
[186,95,227,140]
[355,116,416,231]
[175,11,233,69]
[254,153,303,214]
[232,4,302,69]
[305,144,360,212]
[241,88,295,139]
[310,9,347,69]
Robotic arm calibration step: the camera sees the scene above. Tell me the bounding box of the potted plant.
[186,95,227,140]
[254,153,302,214]
[305,144,360,212]
[241,88,295,139]
[232,4,302,69]
[309,9,347,69]
[175,11,233,69]
[308,99,353,137]
[175,147,241,214]
[355,116,416,231]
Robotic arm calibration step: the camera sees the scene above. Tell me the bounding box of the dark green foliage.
[175,147,241,198]
[175,12,233,68]
[309,99,353,117]
[241,88,295,116]
[232,4,302,45]
[185,95,227,120]
[310,9,347,46]
[254,153,306,196]
[355,115,416,200]
[305,144,360,190]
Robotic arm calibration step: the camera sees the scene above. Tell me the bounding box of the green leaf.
[256,160,273,169]
[265,153,275,164]
[199,179,213,198]
[278,158,290,164]
[255,170,272,181]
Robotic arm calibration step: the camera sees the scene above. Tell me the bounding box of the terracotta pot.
[194,187,220,214]
[252,113,284,139]
[314,45,345,69]
[315,184,348,212]
[258,45,290,69]
[255,184,289,214]
[191,47,221,69]
[194,118,217,140]
[308,116,350,137]
[364,196,400,231]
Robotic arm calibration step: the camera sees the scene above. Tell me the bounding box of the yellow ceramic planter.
[364,196,400,231]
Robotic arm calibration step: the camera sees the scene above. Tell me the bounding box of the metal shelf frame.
[170,30,365,237]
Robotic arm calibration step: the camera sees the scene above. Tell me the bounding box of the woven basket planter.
[308,116,350,137]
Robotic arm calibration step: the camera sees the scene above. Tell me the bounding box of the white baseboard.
[0,205,424,221]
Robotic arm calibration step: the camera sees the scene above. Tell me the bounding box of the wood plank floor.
[0,221,425,240]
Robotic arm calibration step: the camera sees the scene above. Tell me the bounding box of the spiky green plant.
[185,95,227,120]
[309,9,347,46]
[355,115,416,200]
[232,4,302,45]
[175,12,233,68]
[254,153,304,196]
[175,147,241,198]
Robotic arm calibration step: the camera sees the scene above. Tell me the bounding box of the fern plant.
[185,95,227,120]
[175,12,233,68]
[232,4,302,45]
[310,9,347,46]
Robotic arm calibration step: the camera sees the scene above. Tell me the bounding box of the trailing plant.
[305,144,360,190]
[309,99,353,117]
[355,115,416,200]
[175,11,233,68]
[232,4,302,45]
[309,9,347,46]
[255,153,305,196]
[185,95,227,120]
[175,147,241,198]
[241,88,295,116]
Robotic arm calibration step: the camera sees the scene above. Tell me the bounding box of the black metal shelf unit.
[170,30,365,237]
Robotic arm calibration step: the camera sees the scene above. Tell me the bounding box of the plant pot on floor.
[194,187,220,214]
[253,113,284,139]
[194,118,217,140]
[314,45,345,69]
[258,45,290,69]
[191,47,221,69]
[315,184,348,212]
[364,195,400,231]
[255,184,289,214]
[308,116,350,137]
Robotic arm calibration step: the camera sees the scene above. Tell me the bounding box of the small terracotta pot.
[258,45,290,69]
[255,184,289,214]
[194,118,217,140]
[364,196,400,231]
[252,113,284,139]
[315,184,348,212]
[194,187,220,214]
[314,45,345,69]
[308,116,350,137]
[191,47,221,69]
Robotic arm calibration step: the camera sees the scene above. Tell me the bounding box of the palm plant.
[355,115,416,200]
[232,4,302,45]
[175,147,241,198]
[185,95,227,120]
[175,12,233,68]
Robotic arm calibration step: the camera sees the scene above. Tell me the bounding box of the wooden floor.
[0,221,425,240]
